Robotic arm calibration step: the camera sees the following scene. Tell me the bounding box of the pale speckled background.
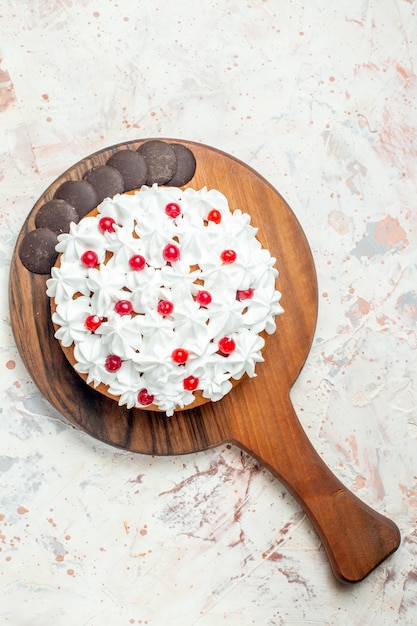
[1,1,416,624]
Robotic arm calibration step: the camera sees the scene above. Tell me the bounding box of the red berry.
[114,300,133,316]
[138,388,154,406]
[165,202,181,218]
[98,216,116,233]
[183,375,199,391]
[81,250,98,268]
[157,300,174,316]
[163,243,181,263]
[105,354,122,372]
[196,290,212,307]
[220,249,236,264]
[129,254,146,270]
[218,337,236,355]
[207,209,221,224]
[171,348,189,364]
[85,314,102,332]
[237,288,254,300]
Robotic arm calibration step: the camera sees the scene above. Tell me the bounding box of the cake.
[46,184,283,416]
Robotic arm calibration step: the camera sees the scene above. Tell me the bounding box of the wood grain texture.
[9,139,400,582]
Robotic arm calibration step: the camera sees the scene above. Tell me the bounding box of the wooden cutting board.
[9,139,400,582]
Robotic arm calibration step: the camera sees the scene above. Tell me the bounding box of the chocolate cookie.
[106,150,148,191]
[35,199,79,234]
[137,140,178,185]
[83,165,125,204]
[54,180,98,218]
[19,228,58,274]
[167,143,196,186]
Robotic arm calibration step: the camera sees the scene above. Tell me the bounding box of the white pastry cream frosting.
[46,185,283,416]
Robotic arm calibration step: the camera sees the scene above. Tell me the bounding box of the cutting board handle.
[231,394,401,583]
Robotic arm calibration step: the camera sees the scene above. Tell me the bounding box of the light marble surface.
[1,1,416,624]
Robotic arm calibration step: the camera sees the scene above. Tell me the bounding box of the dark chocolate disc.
[35,199,79,234]
[167,143,197,186]
[18,228,58,274]
[54,180,98,218]
[106,150,148,191]
[137,140,178,185]
[83,165,125,204]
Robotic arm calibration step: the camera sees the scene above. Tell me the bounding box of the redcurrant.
[85,314,102,332]
[129,254,146,270]
[171,348,189,364]
[105,354,122,372]
[81,250,98,268]
[114,300,133,316]
[207,209,221,224]
[157,300,174,316]
[237,288,254,300]
[98,216,116,233]
[165,202,181,218]
[218,337,236,355]
[163,243,181,263]
[138,388,154,406]
[183,375,199,391]
[220,249,237,264]
[196,290,212,307]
